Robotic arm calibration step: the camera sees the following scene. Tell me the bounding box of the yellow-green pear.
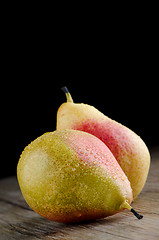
[17,129,142,223]
[56,87,150,200]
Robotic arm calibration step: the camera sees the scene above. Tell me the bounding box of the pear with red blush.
[57,87,150,200]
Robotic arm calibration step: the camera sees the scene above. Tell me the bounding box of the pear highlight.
[57,87,150,200]
[17,129,142,223]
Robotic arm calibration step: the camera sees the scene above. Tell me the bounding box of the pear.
[17,129,142,223]
[57,87,150,200]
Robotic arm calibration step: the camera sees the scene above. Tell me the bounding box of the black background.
[1,14,158,179]
[7,76,159,180]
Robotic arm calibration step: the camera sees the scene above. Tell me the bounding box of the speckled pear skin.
[57,101,150,200]
[17,130,132,223]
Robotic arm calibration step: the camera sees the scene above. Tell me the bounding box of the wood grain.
[0,148,159,240]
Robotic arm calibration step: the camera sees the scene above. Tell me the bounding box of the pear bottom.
[19,160,129,224]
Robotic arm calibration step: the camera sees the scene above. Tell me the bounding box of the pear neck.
[66,92,74,103]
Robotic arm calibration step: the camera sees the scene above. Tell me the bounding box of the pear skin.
[17,129,142,223]
[57,87,150,200]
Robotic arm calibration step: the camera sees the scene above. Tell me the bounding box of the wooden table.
[0,148,159,240]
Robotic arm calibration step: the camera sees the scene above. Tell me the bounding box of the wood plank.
[0,148,159,240]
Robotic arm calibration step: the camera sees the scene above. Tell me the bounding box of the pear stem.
[131,208,143,219]
[122,201,143,220]
[61,86,74,103]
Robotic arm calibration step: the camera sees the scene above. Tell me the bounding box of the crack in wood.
[0,198,32,211]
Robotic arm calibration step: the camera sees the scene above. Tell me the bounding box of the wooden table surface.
[0,148,159,240]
